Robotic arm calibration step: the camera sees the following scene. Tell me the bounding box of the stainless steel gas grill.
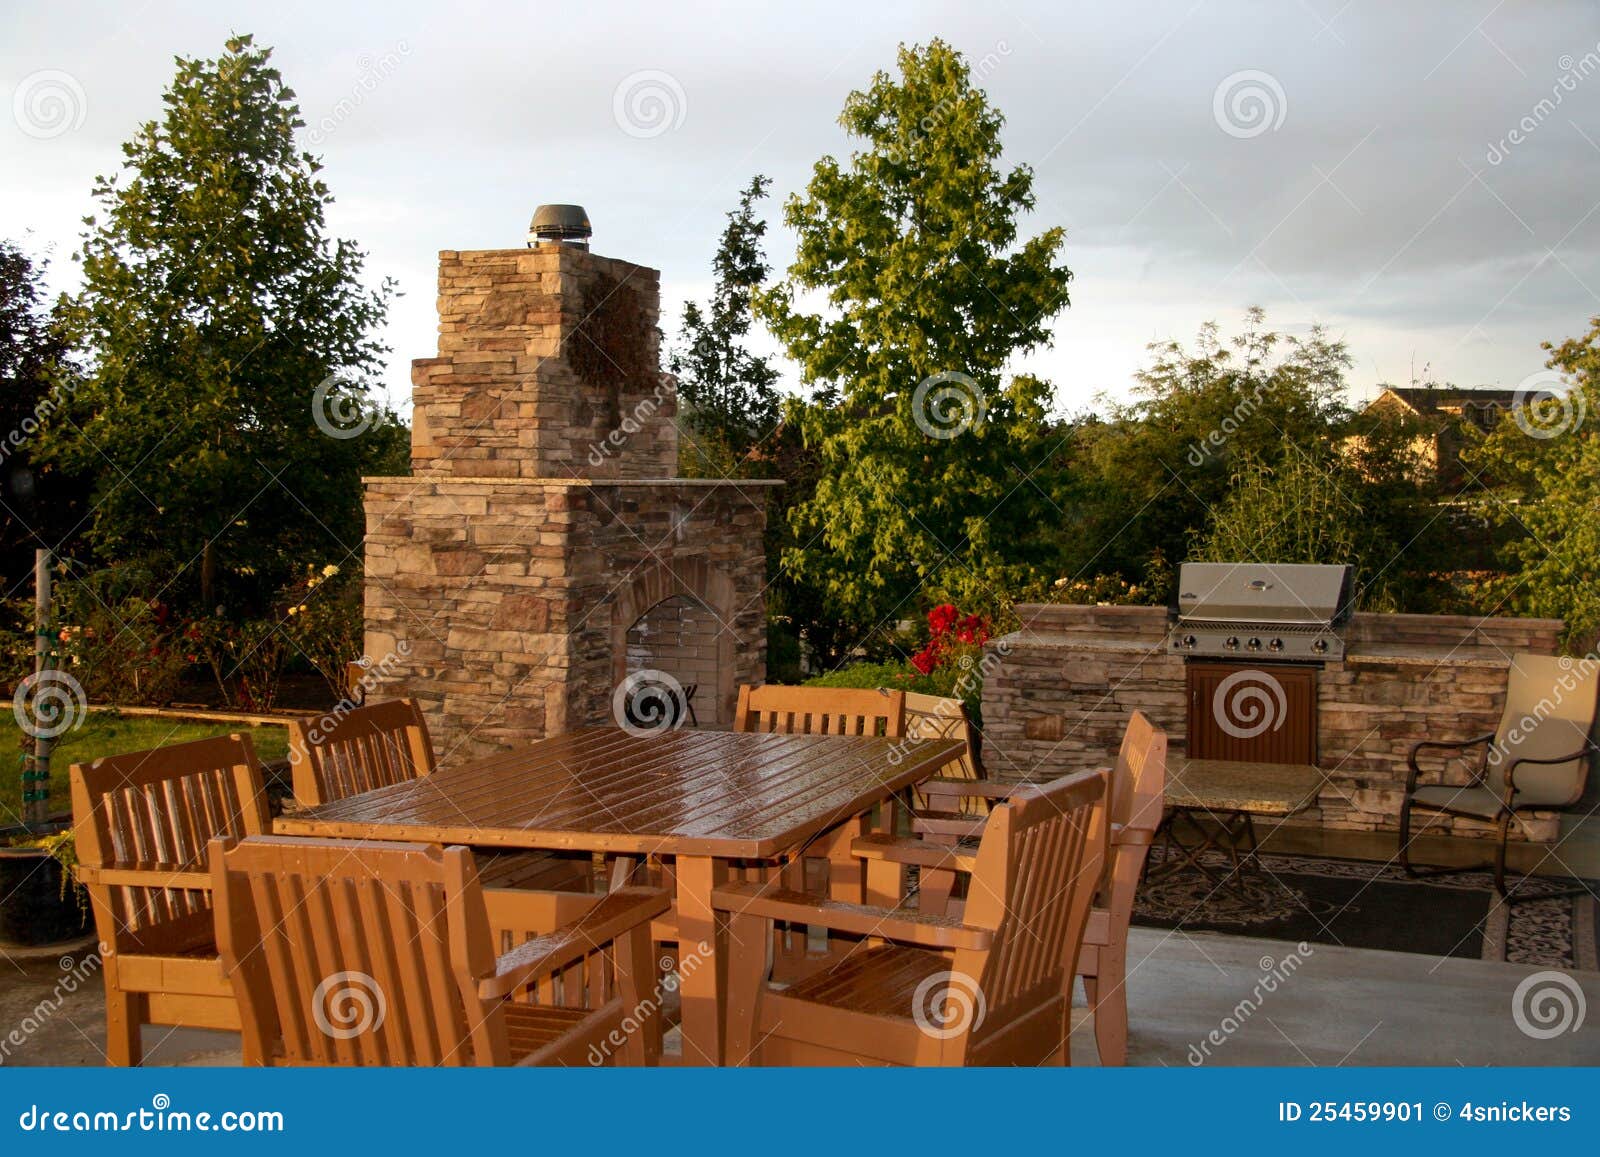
[1167,562,1354,661]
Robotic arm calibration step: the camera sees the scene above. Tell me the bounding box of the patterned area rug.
[1134,847,1600,972]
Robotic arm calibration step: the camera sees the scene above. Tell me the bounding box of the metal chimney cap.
[528,204,592,247]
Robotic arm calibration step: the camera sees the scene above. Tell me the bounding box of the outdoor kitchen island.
[980,598,1568,845]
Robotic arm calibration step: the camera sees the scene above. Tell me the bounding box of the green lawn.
[0,712,288,828]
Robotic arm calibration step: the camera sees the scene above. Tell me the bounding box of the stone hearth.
[361,238,777,762]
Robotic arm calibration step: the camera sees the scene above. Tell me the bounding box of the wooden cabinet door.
[1186,662,1316,764]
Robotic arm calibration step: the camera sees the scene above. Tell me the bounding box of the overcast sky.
[4,0,1599,417]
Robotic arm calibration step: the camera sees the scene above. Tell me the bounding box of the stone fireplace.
[361,220,777,762]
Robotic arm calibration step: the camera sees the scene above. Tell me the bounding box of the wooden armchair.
[288,698,593,892]
[734,684,907,737]
[212,835,669,1066]
[911,711,1168,1065]
[1400,653,1598,896]
[69,733,272,1065]
[714,768,1108,1066]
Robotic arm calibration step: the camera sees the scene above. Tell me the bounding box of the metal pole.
[26,549,51,828]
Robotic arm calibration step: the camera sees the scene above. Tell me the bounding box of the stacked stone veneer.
[363,242,775,762]
[980,604,1568,842]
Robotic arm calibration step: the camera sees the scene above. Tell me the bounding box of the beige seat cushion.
[1410,784,1508,820]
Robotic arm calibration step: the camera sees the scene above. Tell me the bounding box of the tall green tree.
[0,240,84,584]
[42,34,400,612]
[757,39,1074,642]
[671,176,781,477]
[1467,317,1600,651]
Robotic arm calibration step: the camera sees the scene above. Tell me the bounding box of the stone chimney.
[360,222,777,762]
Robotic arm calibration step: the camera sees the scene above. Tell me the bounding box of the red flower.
[910,644,940,675]
[927,604,959,637]
[955,613,989,645]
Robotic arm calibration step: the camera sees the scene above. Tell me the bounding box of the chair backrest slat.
[289,698,436,807]
[734,684,907,739]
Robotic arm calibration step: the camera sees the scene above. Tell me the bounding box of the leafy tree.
[0,241,84,584]
[1467,317,1600,651]
[41,34,401,612]
[671,176,781,477]
[756,39,1074,645]
[1072,309,1353,595]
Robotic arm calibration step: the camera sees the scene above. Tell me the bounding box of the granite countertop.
[1166,759,1326,815]
[1341,644,1515,669]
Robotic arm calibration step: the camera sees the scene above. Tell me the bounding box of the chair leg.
[1088,948,1129,1067]
[1397,797,1417,877]
[104,988,144,1067]
[1494,814,1511,897]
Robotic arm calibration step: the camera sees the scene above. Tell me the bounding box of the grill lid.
[1175,562,1353,626]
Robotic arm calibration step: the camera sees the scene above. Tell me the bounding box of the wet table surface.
[274,726,963,857]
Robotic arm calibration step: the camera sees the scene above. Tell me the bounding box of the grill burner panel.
[1169,562,1353,660]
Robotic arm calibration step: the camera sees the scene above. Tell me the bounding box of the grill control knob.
[1312,638,1328,654]
[1268,638,1284,652]
[1246,637,1262,651]
[1224,636,1239,650]
[1182,634,1196,649]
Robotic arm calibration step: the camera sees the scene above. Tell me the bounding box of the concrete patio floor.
[3,928,1594,1067]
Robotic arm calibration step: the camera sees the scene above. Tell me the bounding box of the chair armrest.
[1406,733,1495,791]
[1110,823,1156,847]
[74,865,212,890]
[711,883,993,951]
[850,833,978,875]
[479,886,670,1002]
[919,777,1022,801]
[1502,743,1599,806]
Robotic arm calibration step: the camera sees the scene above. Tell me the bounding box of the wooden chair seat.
[476,850,595,892]
[503,1005,596,1057]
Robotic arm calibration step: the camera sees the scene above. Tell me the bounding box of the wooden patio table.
[273,725,963,1065]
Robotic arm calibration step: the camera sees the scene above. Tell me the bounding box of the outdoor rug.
[1133,847,1600,972]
